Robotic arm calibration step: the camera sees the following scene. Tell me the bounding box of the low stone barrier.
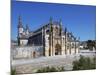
[11,46,43,59]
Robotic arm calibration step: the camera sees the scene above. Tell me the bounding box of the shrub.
[36,66,65,73]
[11,69,16,75]
[72,56,96,70]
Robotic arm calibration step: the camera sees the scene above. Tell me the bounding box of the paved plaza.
[12,55,77,73]
[11,51,96,74]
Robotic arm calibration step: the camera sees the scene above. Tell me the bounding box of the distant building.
[11,40,18,46]
[12,16,80,59]
[80,41,87,49]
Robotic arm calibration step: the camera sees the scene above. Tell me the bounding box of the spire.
[49,17,53,24]
[19,15,21,22]
[70,32,73,38]
[59,18,62,29]
[78,37,80,40]
[59,18,62,26]
[26,24,29,30]
[74,37,76,41]
[65,27,67,34]
[49,17,53,32]
[18,16,23,28]
[65,27,67,54]
[59,18,62,36]
[64,27,67,34]
[67,32,69,37]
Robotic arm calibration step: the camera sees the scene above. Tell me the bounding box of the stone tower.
[25,24,29,35]
[17,16,24,46]
[17,16,29,46]
[18,16,24,35]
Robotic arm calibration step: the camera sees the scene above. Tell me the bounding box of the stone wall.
[11,46,43,59]
[20,39,28,46]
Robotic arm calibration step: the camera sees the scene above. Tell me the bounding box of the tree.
[87,40,96,50]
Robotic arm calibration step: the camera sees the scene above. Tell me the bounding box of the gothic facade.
[17,16,80,57]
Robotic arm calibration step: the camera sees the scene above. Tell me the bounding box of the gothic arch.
[55,43,61,55]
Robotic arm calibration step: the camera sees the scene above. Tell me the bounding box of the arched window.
[55,26,59,35]
[46,29,49,34]
[67,43,69,49]
[72,43,74,48]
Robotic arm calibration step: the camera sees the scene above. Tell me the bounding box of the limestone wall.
[20,40,28,46]
[11,46,43,59]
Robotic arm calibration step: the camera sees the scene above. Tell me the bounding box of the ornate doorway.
[33,51,36,58]
[55,44,61,55]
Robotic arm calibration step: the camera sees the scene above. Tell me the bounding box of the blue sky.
[11,1,96,41]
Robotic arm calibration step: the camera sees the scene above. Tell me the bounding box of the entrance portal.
[55,44,61,55]
[33,51,36,58]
